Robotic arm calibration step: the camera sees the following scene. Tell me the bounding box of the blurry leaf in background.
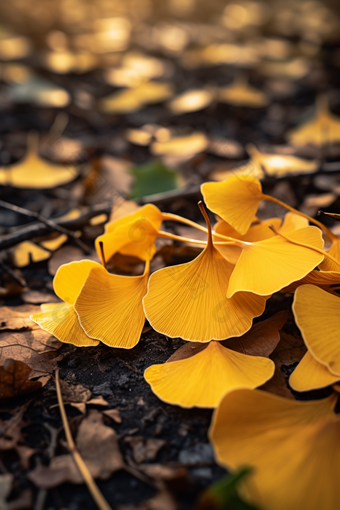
[43,50,97,74]
[40,234,67,251]
[168,88,214,114]
[288,95,340,147]
[104,51,171,87]
[125,128,153,146]
[196,467,259,510]
[0,359,42,399]
[0,31,31,60]
[151,132,208,157]
[11,241,51,268]
[99,81,174,114]
[257,57,310,80]
[129,160,181,199]
[218,74,269,108]
[0,131,80,189]
[5,73,70,107]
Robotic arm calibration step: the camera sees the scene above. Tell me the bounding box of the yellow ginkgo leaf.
[214,217,281,264]
[168,89,214,114]
[96,204,163,263]
[210,389,338,510]
[293,285,340,376]
[151,132,209,157]
[40,234,67,251]
[31,302,98,347]
[227,227,324,297]
[319,238,340,272]
[202,175,263,235]
[246,144,318,177]
[288,95,340,147]
[218,75,269,108]
[53,260,101,304]
[289,351,340,392]
[257,57,310,80]
[74,264,148,349]
[143,207,267,342]
[145,340,274,408]
[11,241,51,267]
[0,132,80,189]
[31,260,101,347]
[99,81,174,114]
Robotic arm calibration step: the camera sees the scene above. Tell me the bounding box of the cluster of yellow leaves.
[30,170,340,509]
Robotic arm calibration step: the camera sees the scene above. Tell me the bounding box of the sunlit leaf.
[151,132,209,157]
[0,132,80,189]
[210,389,338,510]
[293,284,340,376]
[6,74,70,107]
[168,88,214,114]
[289,351,340,392]
[145,340,274,408]
[218,75,269,108]
[11,241,51,268]
[74,264,148,348]
[288,95,340,147]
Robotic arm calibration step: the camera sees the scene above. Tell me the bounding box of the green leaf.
[196,467,260,510]
[129,160,180,199]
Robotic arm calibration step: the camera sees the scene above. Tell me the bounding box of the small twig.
[0,199,90,254]
[0,261,27,286]
[0,202,112,252]
[55,369,113,510]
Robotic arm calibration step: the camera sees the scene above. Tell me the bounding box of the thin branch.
[55,369,113,510]
[0,202,112,252]
[0,199,90,253]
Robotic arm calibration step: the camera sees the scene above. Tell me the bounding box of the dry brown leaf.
[103,408,122,423]
[125,436,166,464]
[118,490,178,510]
[28,409,124,487]
[0,305,40,331]
[59,379,91,403]
[48,246,99,276]
[0,359,42,399]
[167,311,289,363]
[0,329,62,378]
[21,290,61,305]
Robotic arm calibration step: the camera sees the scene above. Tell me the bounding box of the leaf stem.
[55,369,113,510]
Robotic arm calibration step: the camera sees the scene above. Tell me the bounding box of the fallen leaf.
[0,329,62,377]
[103,408,122,423]
[168,89,214,114]
[48,246,99,276]
[129,161,181,200]
[59,379,92,403]
[218,74,269,108]
[0,474,13,510]
[0,305,40,331]
[0,359,42,399]
[11,241,51,268]
[0,131,78,189]
[125,436,166,463]
[150,132,208,157]
[28,409,124,487]
[21,290,61,305]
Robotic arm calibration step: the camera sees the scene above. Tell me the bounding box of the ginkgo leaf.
[210,389,338,510]
[143,209,267,342]
[288,95,340,147]
[246,144,318,177]
[257,57,310,80]
[289,351,340,392]
[202,175,263,235]
[227,227,324,297]
[0,132,79,189]
[145,341,274,408]
[53,260,101,304]
[151,132,209,157]
[95,204,163,263]
[293,285,340,376]
[31,260,101,347]
[31,303,98,347]
[74,264,148,348]
[6,74,70,108]
[318,238,340,272]
[40,234,68,251]
[11,241,51,267]
[218,75,269,108]
[99,81,174,114]
[168,89,214,114]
